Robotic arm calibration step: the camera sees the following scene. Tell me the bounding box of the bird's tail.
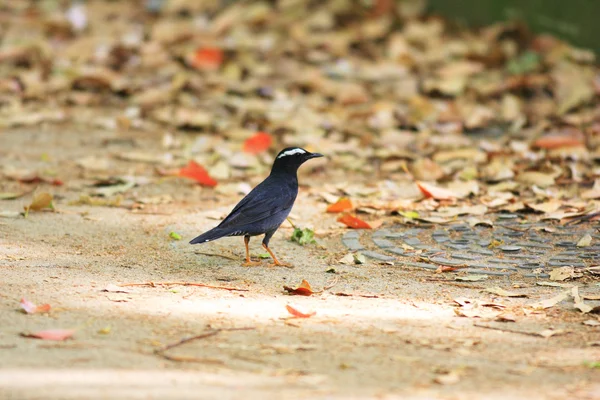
[189,227,228,245]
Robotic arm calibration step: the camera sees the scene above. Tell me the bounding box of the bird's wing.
[217,182,296,229]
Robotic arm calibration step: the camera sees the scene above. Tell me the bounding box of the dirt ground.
[0,127,599,400]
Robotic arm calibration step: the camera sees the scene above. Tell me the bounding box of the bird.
[190,147,323,267]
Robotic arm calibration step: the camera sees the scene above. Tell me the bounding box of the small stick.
[194,251,239,261]
[473,323,568,337]
[118,281,249,291]
[155,327,255,362]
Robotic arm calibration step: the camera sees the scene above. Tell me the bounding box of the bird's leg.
[242,236,261,267]
[262,243,293,268]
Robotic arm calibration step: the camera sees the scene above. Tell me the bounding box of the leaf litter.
[1,1,600,395]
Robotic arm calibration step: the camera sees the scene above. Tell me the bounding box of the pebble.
[499,245,521,252]
[362,251,395,262]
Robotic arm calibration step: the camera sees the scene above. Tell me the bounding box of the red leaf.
[326,198,354,213]
[337,214,372,229]
[283,279,314,296]
[416,181,456,200]
[285,304,316,318]
[191,47,223,71]
[243,132,273,154]
[179,161,218,187]
[21,329,75,341]
[533,132,584,149]
[20,298,51,314]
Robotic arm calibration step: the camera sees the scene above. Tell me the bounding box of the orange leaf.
[283,279,314,296]
[337,214,372,229]
[533,133,584,149]
[243,132,273,154]
[20,298,51,314]
[326,198,354,213]
[285,304,316,318]
[21,329,75,341]
[179,161,218,187]
[416,181,456,200]
[191,47,223,71]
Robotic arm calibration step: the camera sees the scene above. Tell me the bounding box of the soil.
[1,127,599,400]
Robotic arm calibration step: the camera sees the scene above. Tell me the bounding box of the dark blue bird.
[190,147,323,267]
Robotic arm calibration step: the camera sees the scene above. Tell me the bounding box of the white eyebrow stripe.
[277,148,306,159]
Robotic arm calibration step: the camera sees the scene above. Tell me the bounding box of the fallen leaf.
[326,198,354,213]
[337,214,372,229]
[533,131,584,149]
[290,228,317,245]
[583,319,600,326]
[553,62,595,115]
[191,47,223,71]
[516,171,555,188]
[179,161,218,187]
[550,266,581,281]
[456,275,488,282]
[495,313,517,322]
[243,132,272,154]
[24,192,54,216]
[169,231,182,240]
[484,287,528,298]
[536,281,573,288]
[0,190,32,200]
[283,279,314,296]
[529,290,570,309]
[19,298,51,314]
[434,371,461,385]
[572,286,593,314]
[0,211,21,218]
[285,304,316,318]
[416,181,456,200]
[93,180,135,197]
[21,329,75,341]
[577,234,593,247]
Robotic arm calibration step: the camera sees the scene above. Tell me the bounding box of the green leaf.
[169,231,182,240]
[584,361,600,369]
[507,51,540,75]
[290,228,317,246]
[258,253,271,259]
[399,211,419,219]
[353,253,366,265]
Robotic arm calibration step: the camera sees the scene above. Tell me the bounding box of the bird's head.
[271,147,324,174]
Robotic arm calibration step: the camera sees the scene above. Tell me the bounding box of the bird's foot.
[242,260,262,267]
[268,261,294,269]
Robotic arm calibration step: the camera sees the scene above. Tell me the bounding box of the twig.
[155,327,255,362]
[313,276,340,293]
[194,251,239,261]
[473,323,569,338]
[118,281,249,291]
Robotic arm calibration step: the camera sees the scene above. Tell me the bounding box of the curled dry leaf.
[20,298,51,314]
[283,279,314,296]
[416,181,456,200]
[21,329,75,341]
[178,161,218,187]
[285,304,316,318]
[25,192,54,215]
[326,198,354,213]
[243,131,272,154]
[337,214,372,229]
